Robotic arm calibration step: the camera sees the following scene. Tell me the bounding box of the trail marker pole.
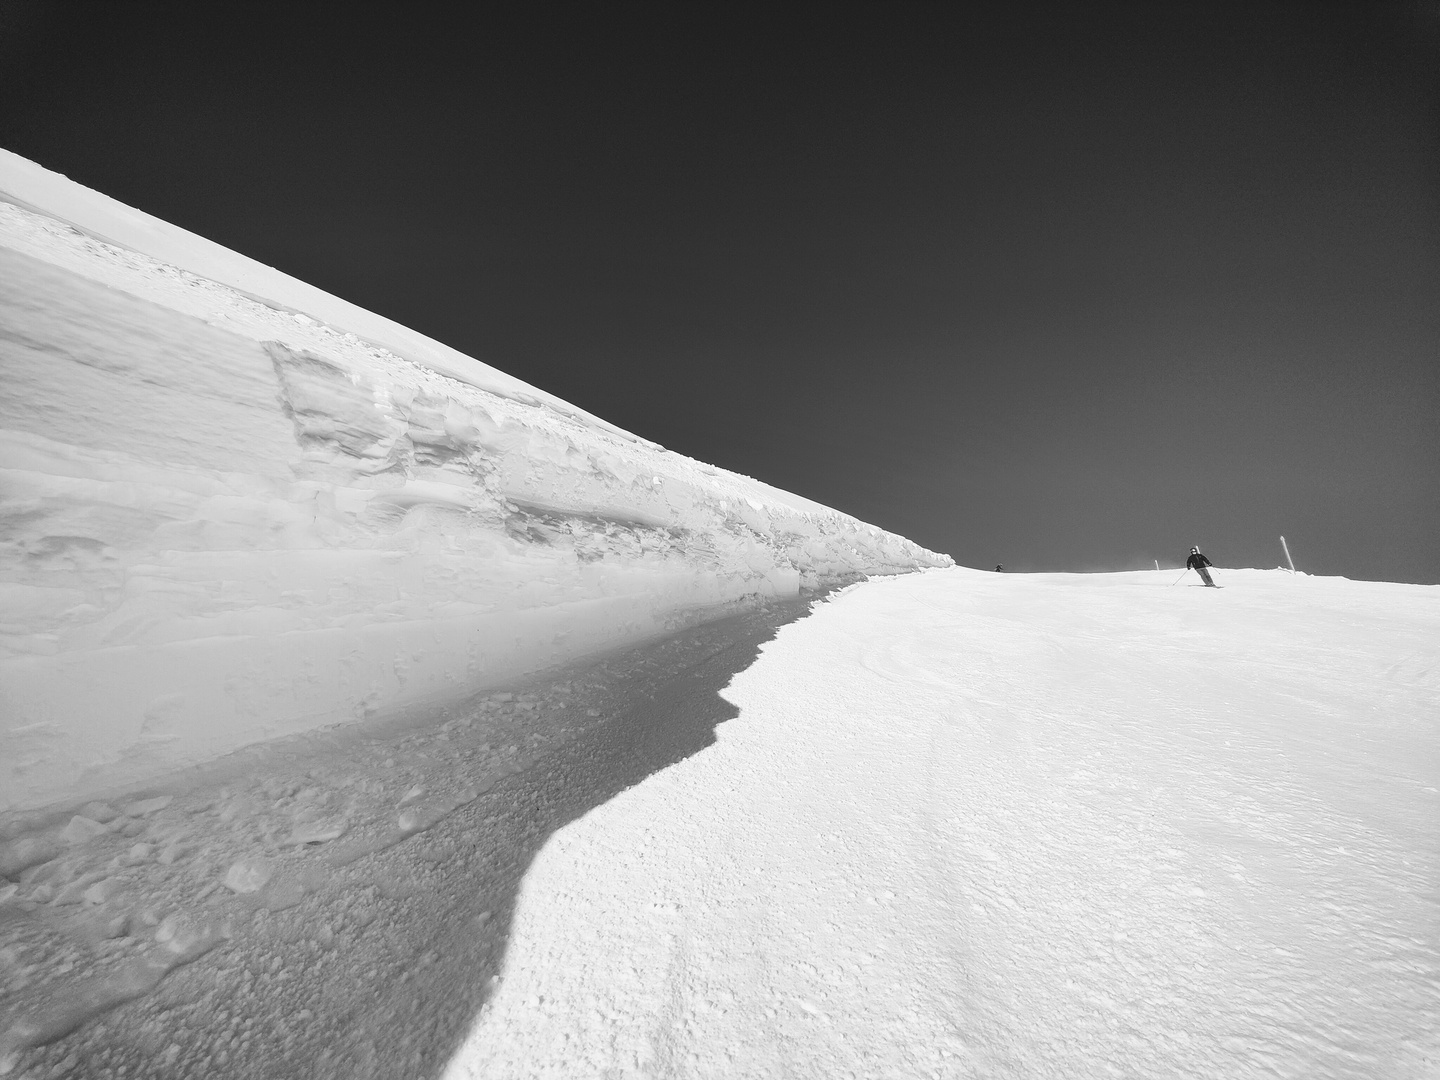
[1280,535,1296,574]
[1154,559,1160,571]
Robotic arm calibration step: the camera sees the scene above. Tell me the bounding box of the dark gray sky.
[3,2,1437,582]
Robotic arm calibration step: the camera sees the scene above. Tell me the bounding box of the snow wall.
[0,150,952,813]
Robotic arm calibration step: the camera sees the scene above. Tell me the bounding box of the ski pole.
[1170,568,1190,586]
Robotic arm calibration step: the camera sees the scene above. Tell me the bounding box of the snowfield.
[0,150,948,813]
[1,150,1435,1079]
[0,567,1434,1078]
[440,567,1439,1080]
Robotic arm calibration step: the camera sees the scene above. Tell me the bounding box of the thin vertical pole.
[1280,535,1296,574]
[1154,559,1160,571]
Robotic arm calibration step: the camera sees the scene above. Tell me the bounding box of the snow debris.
[94,912,130,940]
[51,872,107,906]
[57,817,108,847]
[223,859,274,895]
[77,802,119,824]
[396,803,447,838]
[80,880,117,906]
[0,602,810,1076]
[121,796,173,818]
[155,841,195,866]
[0,837,58,879]
[259,876,308,911]
[283,819,347,847]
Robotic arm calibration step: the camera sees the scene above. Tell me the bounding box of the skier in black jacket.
[1187,546,1217,587]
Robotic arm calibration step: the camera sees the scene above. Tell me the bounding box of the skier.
[1186,546,1217,587]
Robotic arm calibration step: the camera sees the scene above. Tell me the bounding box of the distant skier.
[1186,546,1217,587]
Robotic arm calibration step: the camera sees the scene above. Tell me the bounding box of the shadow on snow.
[325,593,824,1080]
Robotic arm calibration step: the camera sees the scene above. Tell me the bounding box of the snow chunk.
[58,816,108,846]
[284,819,347,846]
[82,878,117,905]
[223,858,274,894]
[0,836,58,879]
[122,795,173,817]
[77,801,119,823]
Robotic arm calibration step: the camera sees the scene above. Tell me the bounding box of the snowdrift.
[0,150,950,812]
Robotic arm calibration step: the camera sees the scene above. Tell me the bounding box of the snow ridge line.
[1,193,949,812]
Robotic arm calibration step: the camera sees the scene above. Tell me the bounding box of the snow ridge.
[0,168,949,813]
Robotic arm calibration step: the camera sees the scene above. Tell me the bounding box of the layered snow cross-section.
[0,151,950,812]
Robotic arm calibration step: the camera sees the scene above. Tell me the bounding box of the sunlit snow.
[1,151,1435,1079]
[445,568,1439,1079]
[0,150,947,812]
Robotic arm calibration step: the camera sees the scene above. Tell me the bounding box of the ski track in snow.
[446,567,1440,1080]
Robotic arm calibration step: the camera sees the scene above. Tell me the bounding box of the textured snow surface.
[0,569,1433,1078]
[447,568,1440,1080]
[0,156,948,811]
[0,149,621,429]
[0,602,816,1078]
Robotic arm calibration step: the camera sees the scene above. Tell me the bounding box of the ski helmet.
[1191,546,1200,553]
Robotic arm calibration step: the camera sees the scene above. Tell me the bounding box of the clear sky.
[2,3,1436,582]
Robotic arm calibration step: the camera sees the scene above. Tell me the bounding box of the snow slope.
[0,568,1432,1078]
[446,567,1440,1080]
[0,150,622,432]
[0,151,949,813]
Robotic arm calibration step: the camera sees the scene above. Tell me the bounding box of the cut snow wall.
[0,162,950,812]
